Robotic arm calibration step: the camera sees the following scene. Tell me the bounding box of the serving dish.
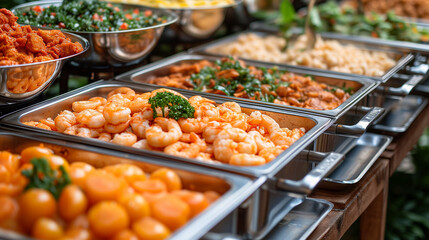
[0,128,258,240]
[370,95,429,136]
[264,198,333,240]
[115,53,378,120]
[0,31,89,105]
[12,1,178,69]
[190,30,429,84]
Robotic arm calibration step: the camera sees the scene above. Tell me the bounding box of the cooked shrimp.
[107,87,136,99]
[213,128,257,162]
[107,94,132,106]
[76,109,106,128]
[178,118,208,133]
[72,100,101,113]
[217,102,241,114]
[111,132,138,146]
[230,153,266,166]
[63,125,78,135]
[54,110,77,132]
[127,96,150,114]
[248,131,275,153]
[103,102,131,125]
[130,113,150,138]
[104,120,130,134]
[196,152,215,162]
[23,121,52,130]
[220,111,248,131]
[150,88,187,100]
[194,103,220,119]
[39,118,56,131]
[76,126,101,138]
[258,145,288,162]
[270,127,305,146]
[164,142,200,158]
[89,97,107,105]
[146,118,182,148]
[203,121,232,143]
[98,133,112,142]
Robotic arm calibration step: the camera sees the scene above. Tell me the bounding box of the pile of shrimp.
[23,87,306,166]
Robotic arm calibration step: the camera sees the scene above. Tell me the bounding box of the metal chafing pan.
[370,95,429,136]
[0,80,344,239]
[115,53,379,120]
[0,129,257,240]
[189,30,422,83]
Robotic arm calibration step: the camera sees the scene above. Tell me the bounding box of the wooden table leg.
[359,162,389,240]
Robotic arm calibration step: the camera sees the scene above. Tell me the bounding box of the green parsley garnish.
[21,158,71,199]
[148,92,195,120]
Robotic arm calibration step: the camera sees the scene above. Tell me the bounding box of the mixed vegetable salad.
[15,0,169,32]
[278,0,429,43]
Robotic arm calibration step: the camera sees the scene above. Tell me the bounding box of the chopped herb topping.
[148,92,195,120]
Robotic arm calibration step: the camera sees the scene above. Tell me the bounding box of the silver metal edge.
[11,1,179,34]
[0,128,261,240]
[297,198,334,240]
[322,133,393,185]
[114,53,378,120]
[188,30,419,83]
[371,95,429,135]
[0,79,334,178]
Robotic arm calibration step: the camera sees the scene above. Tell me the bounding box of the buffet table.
[308,101,429,240]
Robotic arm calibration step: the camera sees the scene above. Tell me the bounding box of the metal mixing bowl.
[12,1,178,69]
[113,0,242,39]
[0,31,89,103]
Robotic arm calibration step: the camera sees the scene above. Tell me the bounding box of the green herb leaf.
[21,158,71,199]
[148,92,195,120]
[279,0,295,25]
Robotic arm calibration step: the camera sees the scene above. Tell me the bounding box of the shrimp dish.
[24,87,306,166]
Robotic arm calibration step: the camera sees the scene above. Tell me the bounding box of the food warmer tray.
[0,128,258,240]
[115,53,379,121]
[264,198,333,240]
[370,95,429,136]
[0,80,344,239]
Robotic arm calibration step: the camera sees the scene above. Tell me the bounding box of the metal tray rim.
[115,53,378,120]
[188,30,417,83]
[0,79,334,178]
[0,128,262,240]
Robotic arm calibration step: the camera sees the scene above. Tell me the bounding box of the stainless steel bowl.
[0,30,89,103]
[117,0,242,39]
[12,1,178,69]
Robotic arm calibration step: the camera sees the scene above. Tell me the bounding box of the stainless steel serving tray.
[115,53,378,119]
[189,30,428,84]
[264,198,333,240]
[370,95,429,136]
[0,128,258,240]
[0,79,335,179]
[318,133,392,190]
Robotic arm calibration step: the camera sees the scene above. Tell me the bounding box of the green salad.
[15,0,169,32]
[277,0,429,43]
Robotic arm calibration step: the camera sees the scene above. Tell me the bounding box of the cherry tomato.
[84,170,124,204]
[132,217,170,240]
[171,190,210,217]
[132,179,167,194]
[150,194,190,230]
[20,145,53,164]
[204,191,221,204]
[141,192,167,204]
[68,162,94,189]
[0,151,20,173]
[118,193,150,222]
[0,165,11,183]
[104,164,146,185]
[66,214,89,230]
[58,185,88,221]
[18,189,57,230]
[112,229,139,240]
[32,217,64,240]
[44,154,70,173]
[0,196,18,222]
[88,201,129,238]
[150,168,182,192]
[63,227,93,240]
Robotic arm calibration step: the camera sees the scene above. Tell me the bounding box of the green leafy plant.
[386,128,429,240]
